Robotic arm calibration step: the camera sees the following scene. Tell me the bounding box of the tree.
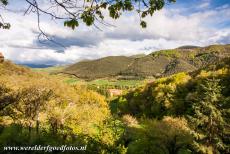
[0,82,18,111]
[0,0,10,29]
[0,0,176,30]
[127,117,193,154]
[189,78,226,153]
[7,86,53,140]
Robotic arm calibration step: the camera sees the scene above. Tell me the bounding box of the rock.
[0,52,4,63]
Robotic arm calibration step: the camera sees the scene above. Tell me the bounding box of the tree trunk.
[28,122,32,143]
[36,119,39,135]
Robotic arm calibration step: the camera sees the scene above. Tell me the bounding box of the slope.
[62,44,230,80]
[63,56,135,80]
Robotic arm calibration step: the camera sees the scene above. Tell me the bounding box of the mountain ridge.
[62,44,230,80]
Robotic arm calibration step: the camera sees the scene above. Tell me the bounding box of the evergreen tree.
[190,78,225,153]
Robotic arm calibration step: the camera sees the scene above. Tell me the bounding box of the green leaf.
[140,21,147,28]
[64,19,79,30]
[0,0,8,5]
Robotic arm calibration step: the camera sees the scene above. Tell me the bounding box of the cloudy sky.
[0,0,230,66]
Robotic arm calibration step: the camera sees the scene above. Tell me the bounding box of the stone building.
[107,89,123,97]
[0,52,4,63]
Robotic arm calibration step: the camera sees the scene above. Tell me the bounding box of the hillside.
[0,59,229,154]
[62,44,230,80]
[111,58,230,153]
[63,56,135,79]
[0,61,119,153]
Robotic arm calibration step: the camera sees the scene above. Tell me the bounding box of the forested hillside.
[63,56,135,80]
[111,57,230,153]
[62,45,230,80]
[0,61,126,153]
[0,57,229,153]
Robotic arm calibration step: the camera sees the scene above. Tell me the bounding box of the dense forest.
[0,55,229,153]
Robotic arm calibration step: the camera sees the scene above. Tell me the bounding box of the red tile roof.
[0,52,3,58]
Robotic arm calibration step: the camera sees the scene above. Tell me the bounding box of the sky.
[0,0,230,66]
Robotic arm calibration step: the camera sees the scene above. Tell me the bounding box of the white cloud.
[198,2,210,9]
[3,38,201,64]
[0,2,230,65]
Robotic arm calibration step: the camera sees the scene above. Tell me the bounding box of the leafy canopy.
[0,0,176,29]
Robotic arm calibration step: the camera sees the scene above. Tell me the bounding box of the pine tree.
[190,78,225,153]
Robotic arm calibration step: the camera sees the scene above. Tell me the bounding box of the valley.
[1,0,229,153]
[0,44,229,154]
[32,44,230,98]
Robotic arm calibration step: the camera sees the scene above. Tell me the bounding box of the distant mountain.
[177,45,200,49]
[62,44,230,80]
[20,63,54,68]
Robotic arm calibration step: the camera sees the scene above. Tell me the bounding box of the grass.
[32,67,145,88]
[88,79,144,87]
[63,77,145,87]
[153,49,181,58]
[64,78,81,84]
